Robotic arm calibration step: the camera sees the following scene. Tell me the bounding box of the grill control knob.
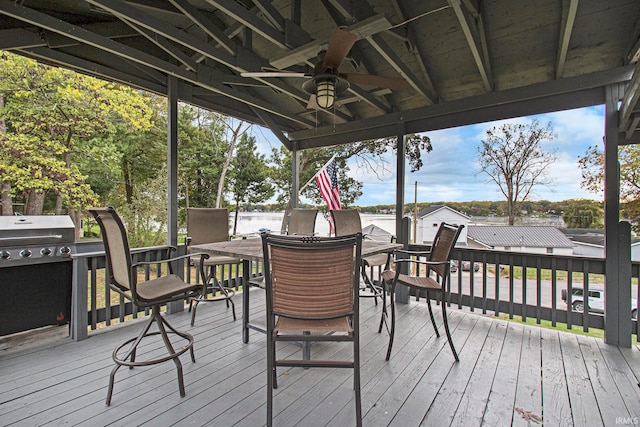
[19,249,32,258]
[41,247,52,256]
[1,250,10,260]
[60,246,71,255]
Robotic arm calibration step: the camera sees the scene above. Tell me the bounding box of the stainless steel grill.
[0,215,75,336]
[0,215,75,267]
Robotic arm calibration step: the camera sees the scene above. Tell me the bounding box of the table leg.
[242,259,250,343]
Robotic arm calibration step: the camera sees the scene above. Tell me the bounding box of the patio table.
[191,236,402,343]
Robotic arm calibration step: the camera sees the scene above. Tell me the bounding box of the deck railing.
[70,242,263,341]
[70,241,638,343]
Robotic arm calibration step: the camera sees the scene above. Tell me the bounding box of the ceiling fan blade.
[343,73,406,90]
[240,71,308,78]
[306,94,319,109]
[321,28,357,71]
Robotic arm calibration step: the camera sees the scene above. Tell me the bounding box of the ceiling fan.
[240,28,405,110]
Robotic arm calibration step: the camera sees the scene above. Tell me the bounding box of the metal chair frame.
[186,207,238,325]
[90,207,207,405]
[261,232,363,427]
[382,222,464,362]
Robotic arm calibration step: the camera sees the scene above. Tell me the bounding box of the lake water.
[231,211,396,237]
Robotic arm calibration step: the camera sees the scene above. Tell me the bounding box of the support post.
[604,83,626,345]
[395,129,410,304]
[291,144,299,208]
[166,76,183,313]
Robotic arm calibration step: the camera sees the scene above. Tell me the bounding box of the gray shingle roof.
[417,205,469,219]
[468,226,574,248]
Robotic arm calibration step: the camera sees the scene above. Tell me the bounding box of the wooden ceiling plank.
[253,0,285,32]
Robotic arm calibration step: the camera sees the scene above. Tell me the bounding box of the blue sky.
[252,106,605,206]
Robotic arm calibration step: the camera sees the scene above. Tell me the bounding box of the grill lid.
[0,216,75,246]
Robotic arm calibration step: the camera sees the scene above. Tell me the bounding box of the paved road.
[448,268,638,316]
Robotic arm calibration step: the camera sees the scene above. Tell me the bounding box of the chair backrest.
[330,209,362,237]
[428,223,464,277]
[187,208,230,245]
[89,207,134,293]
[287,208,318,235]
[261,233,362,320]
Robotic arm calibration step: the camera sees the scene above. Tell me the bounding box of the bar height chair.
[382,222,464,361]
[331,209,391,303]
[89,207,207,405]
[286,208,318,235]
[261,232,363,427]
[186,208,238,325]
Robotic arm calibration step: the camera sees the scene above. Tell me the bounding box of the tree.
[578,143,640,232]
[229,134,274,234]
[477,120,557,225]
[268,134,432,231]
[0,53,152,229]
[562,199,603,228]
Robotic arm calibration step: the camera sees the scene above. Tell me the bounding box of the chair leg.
[378,281,387,334]
[354,333,362,427]
[425,292,440,338]
[267,332,275,427]
[156,316,186,397]
[440,292,459,362]
[385,283,396,361]
[106,306,195,406]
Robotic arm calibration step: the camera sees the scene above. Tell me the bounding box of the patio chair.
[186,208,238,325]
[89,207,207,406]
[261,232,363,427]
[331,209,391,303]
[248,208,319,289]
[381,222,464,361]
[286,208,318,235]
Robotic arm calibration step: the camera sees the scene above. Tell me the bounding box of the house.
[414,205,469,244]
[561,228,640,261]
[467,225,574,255]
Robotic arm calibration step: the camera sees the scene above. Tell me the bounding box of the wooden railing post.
[395,217,411,304]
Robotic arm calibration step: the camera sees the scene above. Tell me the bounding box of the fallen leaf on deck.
[515,407,543,424]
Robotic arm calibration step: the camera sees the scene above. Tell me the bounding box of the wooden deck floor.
[1,289,639,426]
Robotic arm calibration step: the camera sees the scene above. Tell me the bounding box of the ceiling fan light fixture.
[315,79,335,109]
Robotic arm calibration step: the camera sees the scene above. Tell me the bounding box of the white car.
[561,285,638,320]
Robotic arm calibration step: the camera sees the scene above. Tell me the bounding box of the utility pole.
[413,181,418,243]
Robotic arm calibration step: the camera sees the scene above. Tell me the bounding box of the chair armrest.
[393,248,432,258]
[394,259,449,267]
[132,252,210,268]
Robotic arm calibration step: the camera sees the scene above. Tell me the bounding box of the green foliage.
[578,143,640,232]
[229,134,274,234]
[0,52,153,214]
[561,199,603,228]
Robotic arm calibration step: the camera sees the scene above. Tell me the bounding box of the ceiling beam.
[83,0,314,110]
[289,66,634,149]
[270,14,392,69]
[556,0,579,79]
[449,0,492,91]
[367,34,435,103]
[205,0,288,49]
[0,0,313,128]
[168,0,236,55]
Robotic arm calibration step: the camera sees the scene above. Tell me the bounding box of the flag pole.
[298,154,337,194]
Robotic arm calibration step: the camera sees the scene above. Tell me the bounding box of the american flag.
[315,158,341,213]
